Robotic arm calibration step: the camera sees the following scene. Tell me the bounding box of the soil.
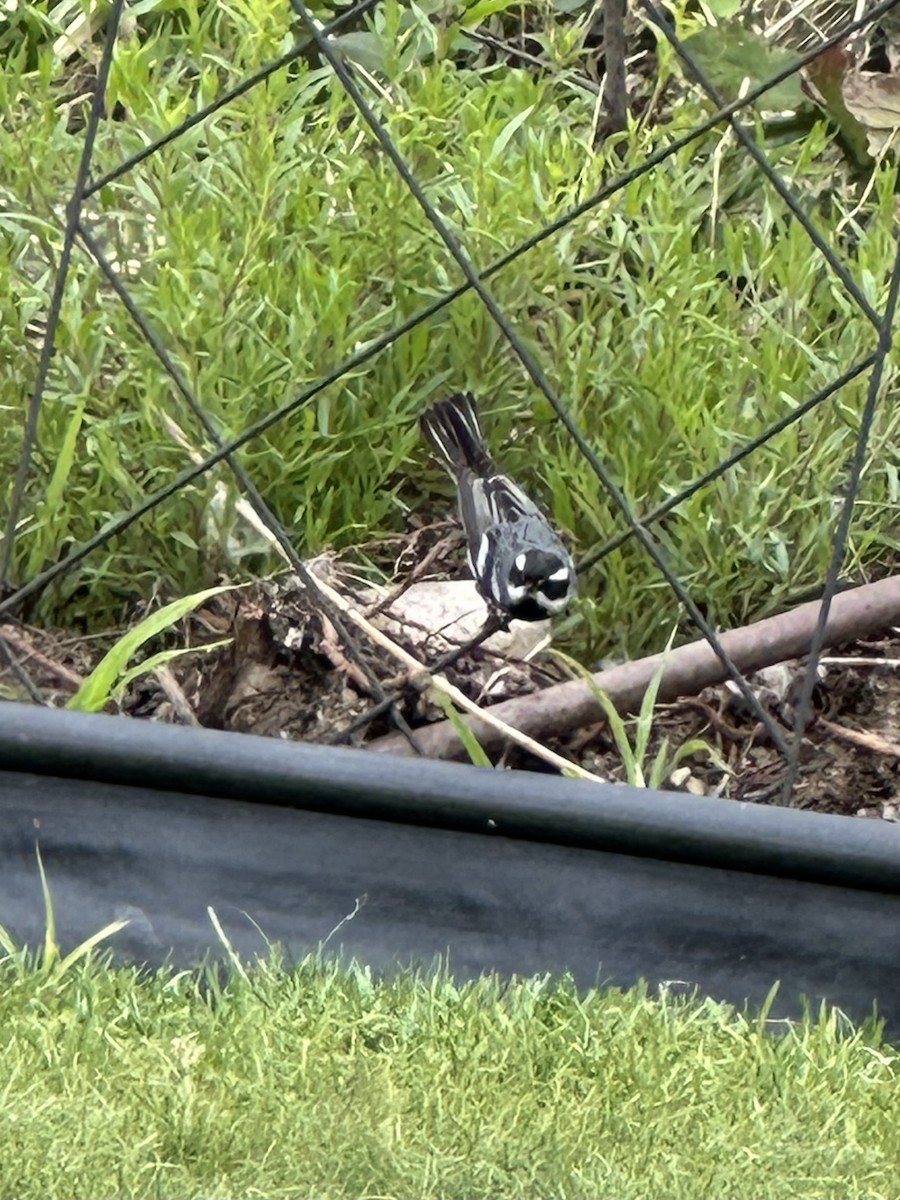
[2,526,899,822]
[4,2,899,820]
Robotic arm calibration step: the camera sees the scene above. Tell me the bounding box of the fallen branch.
[369,575,900,761]
[309,571,606,782]
[153,665,200,727]
[0,624,84,692]
[816,715,900,759]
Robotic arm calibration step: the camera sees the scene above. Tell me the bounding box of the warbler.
[420,392,576,622]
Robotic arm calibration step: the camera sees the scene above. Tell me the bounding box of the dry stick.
[820,656,900,669]
[370,576,900,760]
[816,715,900,759]
[0,624,83,692]
[363,531,461,618]
[152,665,200,727]
[603,0,629,137]
[329,616,503,745]
[309,573,606,783]
[0,633,45,704]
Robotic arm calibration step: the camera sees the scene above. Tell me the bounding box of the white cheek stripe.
[475,534,491,578]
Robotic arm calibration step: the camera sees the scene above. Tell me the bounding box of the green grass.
[1,0,899,658]
[0,946,896,1198]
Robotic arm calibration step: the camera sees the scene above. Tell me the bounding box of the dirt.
[1,525,899,822]
[567,644,900,818]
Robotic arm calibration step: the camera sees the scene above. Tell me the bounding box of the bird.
[420,392,576,622]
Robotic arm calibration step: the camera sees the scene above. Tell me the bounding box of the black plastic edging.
[1,702,899,893]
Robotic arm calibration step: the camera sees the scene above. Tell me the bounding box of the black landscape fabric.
[0,704,898,1035]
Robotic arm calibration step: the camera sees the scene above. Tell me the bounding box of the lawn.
[1,0,898,662]
[0,943,897,1200]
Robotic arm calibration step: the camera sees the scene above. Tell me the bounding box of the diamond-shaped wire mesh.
[1,0,899,804]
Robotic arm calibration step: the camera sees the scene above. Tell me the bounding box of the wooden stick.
[310,572,606,783]
[369,576,900,760]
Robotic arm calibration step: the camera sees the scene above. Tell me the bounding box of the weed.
[1,0,897,666]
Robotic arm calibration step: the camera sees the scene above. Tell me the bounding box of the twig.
[328,615,502,744]
[310,572,605,782]
[820,656,900,669]
[153,665,200,726]
[0,624,83,691]
[370,575,900,760]
[669,698,763,744]
[816,715,900,759]
[0,633,45,704]
[318,612,373,693]
[364,531,461,617]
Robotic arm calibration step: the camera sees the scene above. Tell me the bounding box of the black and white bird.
[420,392,576,622]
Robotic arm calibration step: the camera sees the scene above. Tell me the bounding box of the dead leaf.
[803,44,872,167]
[880,6,900,72]
[841,68,900,157]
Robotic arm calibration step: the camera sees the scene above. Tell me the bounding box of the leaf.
[55,918,129,976]
[111,638,231,702]
[634,654,667,764]
[802,46,872,166]
[36,843,57,970]
[841,68,900,159]
[25,396,86,579]
[462,0,523,29]
[432,690,493,767]
[553,649,641,786]
[489,104,536,161]
[682,23,806,112]
[330,31,387,74]
[701,0,742,18]
[66,585,235,713]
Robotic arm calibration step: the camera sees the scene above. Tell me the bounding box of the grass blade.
[35,842,57,970]
[432,689,493,767]
[66,584,235,712]
[55,918,129,976]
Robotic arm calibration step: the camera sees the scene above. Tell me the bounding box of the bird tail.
[420,393,494,476]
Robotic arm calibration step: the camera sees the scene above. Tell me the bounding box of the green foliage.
[0,941,896,1197]
[0,845,126,980]
[65,584,234,711]
[556,629,725,788]
[681,23,807,110]
[433,688,494,766]
[1,0,898,665]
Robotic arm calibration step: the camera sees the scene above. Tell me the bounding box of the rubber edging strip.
[1,701,898,892]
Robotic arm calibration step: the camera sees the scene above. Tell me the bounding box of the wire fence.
[1,0,899,804]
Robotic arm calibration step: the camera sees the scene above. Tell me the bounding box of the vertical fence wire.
[0,0,125,588]
[2,1,897,790]
[781,235,900,800]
